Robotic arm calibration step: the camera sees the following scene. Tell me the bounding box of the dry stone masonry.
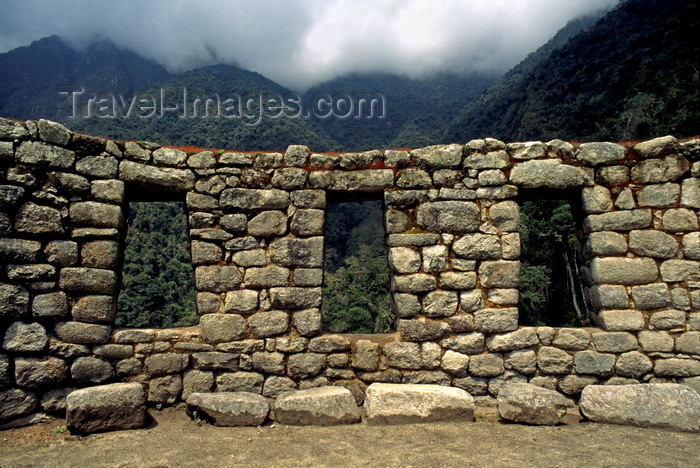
[1,117,699,427]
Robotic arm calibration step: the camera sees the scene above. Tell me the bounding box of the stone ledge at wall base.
[497,382,572,426]
[65,382,147,434]
[186,391,269,427]
[364,383,475,425]
[274,386,361,426]
[579,383,700,433]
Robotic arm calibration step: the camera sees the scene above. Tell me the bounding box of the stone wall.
[1,117,699,425]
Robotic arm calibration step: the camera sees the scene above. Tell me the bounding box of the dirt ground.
[0,405,698,468]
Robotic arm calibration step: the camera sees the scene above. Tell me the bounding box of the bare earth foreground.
[0,406,697,468]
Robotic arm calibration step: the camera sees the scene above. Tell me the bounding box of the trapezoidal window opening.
[517,191,589,327]
[116,200,196,328]
[322,193,394,334]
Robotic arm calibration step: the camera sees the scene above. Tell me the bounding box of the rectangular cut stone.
[119,160,194,192]
[583,210,652,232]
[269,287,322,309]
[598,310,645,331]
[67,383,146,434]
[590,258,658,285]
[474,308,518,333]
[387,233,441,246]
[364,383,474,425]
[59,268,117,294]
[309,170,394,191]
[220,188,289,210]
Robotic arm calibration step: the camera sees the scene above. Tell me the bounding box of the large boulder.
[497,383,570,425]
[580,383,700,432]
[274,386,361,426]
[364,383,474,424]
[66,383,146,434]
[186,392,269,426]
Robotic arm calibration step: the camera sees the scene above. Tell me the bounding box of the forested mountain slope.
[445,0,699,143]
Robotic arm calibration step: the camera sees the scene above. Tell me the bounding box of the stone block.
[187,392,269,426]
[441,350,470,377]
[293,309,322,337]
[615,351,652,378]
[194,265,242,293]
[552,329,590,351]
[15,202,64,235]
[591,332,637,353]
[662,208,698,232]
[598,310,644,331]
[411,144,463,168]
[660,260,699,282]
[497,383,570,425]
[485,328,538,352]
[248,311,289,337]
[269,237,324,268]
[590,257,658,285]
[649,309,686,329]
[2,322,48,352]
[416,201,480,233]
[309,169,394,191]
[584,209,651,232]
[0,238,41,263]
[504,349,537,374]
[383,342,421,369]
[629,283,670,310]
[119,160,194,192]
[364,383,474,424]
[14,356,67,388]
[631,155,689,184]
[441,333,485,355]
[148,375,182,404]
[474,308,518,333]
[392,273,437,293]
[270,287,321,309]
[478,261,520,288]
[453,233,501,259]
[589,285,630,309]
[576,142,626,166]
[580,383,700,432]
[573,350,615,376]
[200,314,246,344]
[275,386,361,426]
[676,332,700,355]
[581,186,613,213]
[70,202,124,228]
[469,354,504,377]
[66,383,146,434]
[71,357,114,383]
[654,358,700,377]
[510,159,593,189]
[145,353,189,376]
[583,232,627,257]
[71,295,117,323]
[537,347,573,374]
[398,318,450,342]
[287,353,325,380]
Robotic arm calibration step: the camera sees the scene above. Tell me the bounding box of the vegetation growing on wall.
[116,202,197,328]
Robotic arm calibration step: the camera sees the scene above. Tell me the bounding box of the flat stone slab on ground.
[580,383,700,432]
[364,383,474,425]
[186,392,269,426]
[274,386,361,426]
[66,383,146,434]
[497,383,571,426]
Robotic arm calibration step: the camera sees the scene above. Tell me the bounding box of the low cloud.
[0,0,618,91]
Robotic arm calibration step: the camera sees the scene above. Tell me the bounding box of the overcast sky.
[0,0,618,91]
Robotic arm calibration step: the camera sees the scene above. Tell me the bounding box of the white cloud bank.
[0,0,618,91]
